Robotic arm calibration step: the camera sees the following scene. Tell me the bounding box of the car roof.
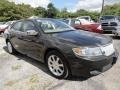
[16,18,60,22]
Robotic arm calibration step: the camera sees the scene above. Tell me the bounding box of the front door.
[21,21,44,61]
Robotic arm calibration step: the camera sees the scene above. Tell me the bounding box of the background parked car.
[99,15,120,34]
[63,18,103,33]
[77,16,94,23]
[0,21,16,34]
[0,22,6,34]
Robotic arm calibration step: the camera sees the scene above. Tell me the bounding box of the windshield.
[37,19,74,33]
[79,19,91,24]
[101,16,115,20]
[81,17,90,21]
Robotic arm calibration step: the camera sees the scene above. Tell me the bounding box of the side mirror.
[26,30,38,36]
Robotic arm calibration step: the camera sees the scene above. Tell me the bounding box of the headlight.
[72,47,103,57]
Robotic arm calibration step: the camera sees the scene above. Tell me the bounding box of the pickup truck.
[99,15,120,36]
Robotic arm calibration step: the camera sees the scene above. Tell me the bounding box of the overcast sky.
[8,0,120,12]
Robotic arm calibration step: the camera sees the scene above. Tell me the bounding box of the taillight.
[97,25,102,30]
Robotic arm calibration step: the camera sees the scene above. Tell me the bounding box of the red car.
[64,19,103,33]
[0,21,15,34]
[0,29,5,34]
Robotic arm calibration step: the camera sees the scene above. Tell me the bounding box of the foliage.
[103,3,120,16]
[0,0,120,22]
[56,8,70,18]
[47,3,58,18]
[0,0,34,21]
[34,7,47,17]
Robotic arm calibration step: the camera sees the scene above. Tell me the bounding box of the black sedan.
[5,18,118,79]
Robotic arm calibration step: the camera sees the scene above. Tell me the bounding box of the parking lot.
[0,35,120,90]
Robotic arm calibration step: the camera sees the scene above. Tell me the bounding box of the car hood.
[53,30,112,46]
[100,19,117,23]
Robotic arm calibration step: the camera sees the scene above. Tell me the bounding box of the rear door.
[9,21,27,54]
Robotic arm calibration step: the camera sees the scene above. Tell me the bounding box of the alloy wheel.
[48,55,64,76]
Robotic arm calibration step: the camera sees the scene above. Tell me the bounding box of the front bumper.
[67,52,118,77]
[102,26,117,31]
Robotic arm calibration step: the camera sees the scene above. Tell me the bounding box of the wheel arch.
[44,48,63,62]
[44,48,71,77]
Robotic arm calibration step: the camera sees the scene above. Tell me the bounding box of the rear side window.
[22,21,36,32]
[11,21,23,31]
[74,20,81,25]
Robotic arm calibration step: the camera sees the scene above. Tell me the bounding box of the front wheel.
[46,51,70,79]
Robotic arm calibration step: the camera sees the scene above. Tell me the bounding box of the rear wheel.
[7,41,17,54]
[1,32,4,37]
[46,51,70,79]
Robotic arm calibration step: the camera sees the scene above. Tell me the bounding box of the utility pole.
[101,0,105,16]
[99,0,105,21]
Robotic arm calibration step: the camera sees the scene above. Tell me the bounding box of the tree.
[34,7,47,17]
[0,0,34,21]
[47,3,57,18]
[103,3,120,16]
[0,1,119,22]
[57,8,67,18]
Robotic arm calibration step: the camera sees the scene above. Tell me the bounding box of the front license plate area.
[102,64,112,72]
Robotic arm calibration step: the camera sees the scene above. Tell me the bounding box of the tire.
[46,51,70,79]
[1,32,4,37]
[7,41,17,54]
